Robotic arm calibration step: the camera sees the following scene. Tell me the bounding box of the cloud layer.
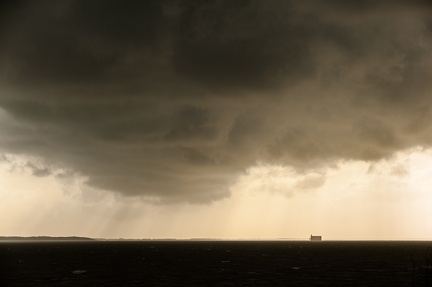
[1,0,432,202]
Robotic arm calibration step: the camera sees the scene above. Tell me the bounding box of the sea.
[1,240,432,286]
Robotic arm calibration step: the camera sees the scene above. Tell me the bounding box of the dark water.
[1,241,432,286]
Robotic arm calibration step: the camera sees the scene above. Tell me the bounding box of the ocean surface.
[1,240,432,286]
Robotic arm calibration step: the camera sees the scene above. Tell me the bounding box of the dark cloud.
[293,174,326,191]
[1,0,432,202]
[26,163,51,177]
[172,1,315,90]
[0,153,66,177]
[165,106,217,142]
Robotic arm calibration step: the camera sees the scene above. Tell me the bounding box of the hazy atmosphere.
[1,0,432,240]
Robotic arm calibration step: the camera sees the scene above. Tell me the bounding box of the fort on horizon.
[310,235,322,241]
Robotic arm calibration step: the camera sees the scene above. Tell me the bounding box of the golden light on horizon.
[1,147,432,240]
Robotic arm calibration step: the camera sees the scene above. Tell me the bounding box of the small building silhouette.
[310,235,322,241]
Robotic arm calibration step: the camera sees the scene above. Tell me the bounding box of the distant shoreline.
[1,237,430,242]
[0,236,94,241]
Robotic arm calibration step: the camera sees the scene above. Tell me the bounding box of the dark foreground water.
[1,241,432,286]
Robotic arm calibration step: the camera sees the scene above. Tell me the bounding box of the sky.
[1,0,432,240]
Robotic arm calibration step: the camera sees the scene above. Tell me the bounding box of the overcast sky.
[1,0,432,239]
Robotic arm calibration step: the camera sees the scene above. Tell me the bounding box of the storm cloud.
[1,0,432,202]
